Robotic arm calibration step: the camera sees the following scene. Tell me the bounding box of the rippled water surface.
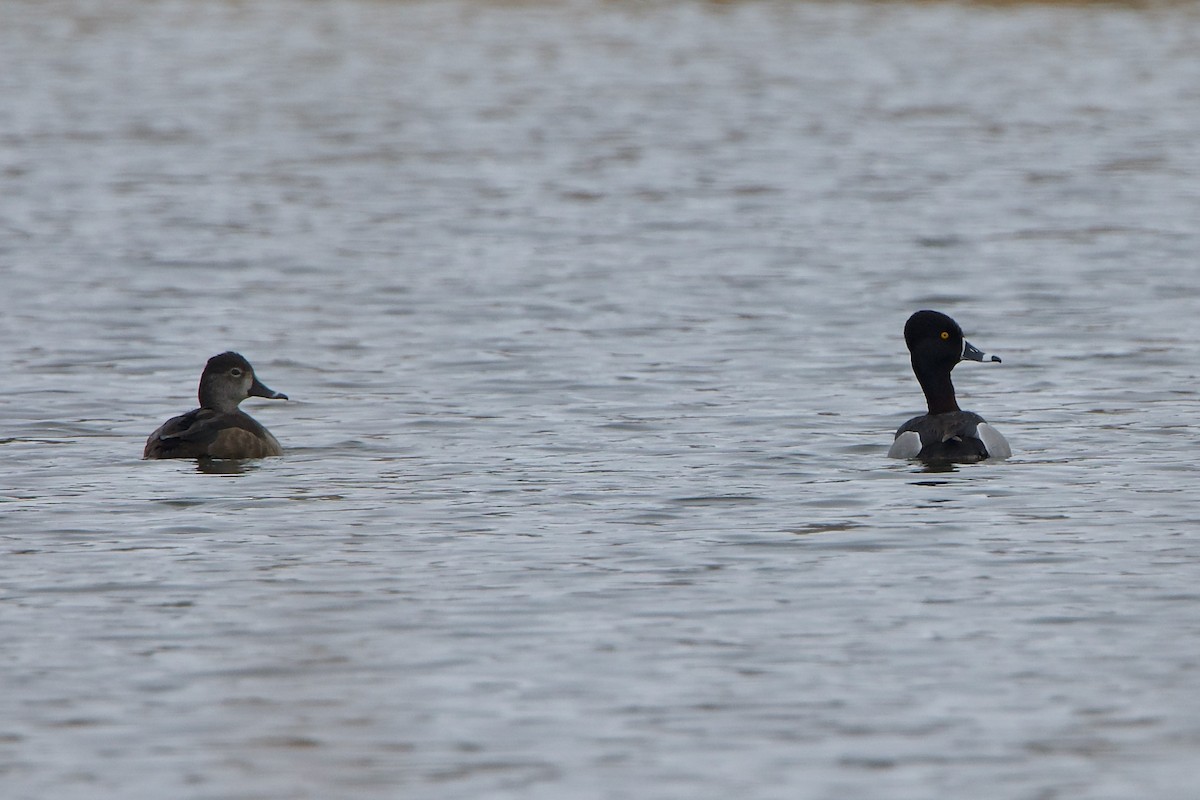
[4,1,1200,797]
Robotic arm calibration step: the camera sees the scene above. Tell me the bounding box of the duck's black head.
[903,311,999,414]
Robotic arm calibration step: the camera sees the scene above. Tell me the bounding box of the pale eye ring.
[230,368,244,377]
[940,331,950,340]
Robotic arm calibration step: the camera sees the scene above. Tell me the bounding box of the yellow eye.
[940,331,950,340]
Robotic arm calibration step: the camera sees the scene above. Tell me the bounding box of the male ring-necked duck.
[144,352,288,460]
[888,310,1011,464]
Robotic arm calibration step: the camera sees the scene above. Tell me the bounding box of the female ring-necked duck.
[888,310,1011,463]
[144,352,288,460]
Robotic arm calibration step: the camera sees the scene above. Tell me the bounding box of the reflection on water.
[194,458,262,476]
[3,0,1200,798]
